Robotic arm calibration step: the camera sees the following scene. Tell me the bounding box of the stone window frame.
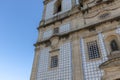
[87,40,100,60]
[50,55,58,68]
[110,39,119,52]
[84,36,102,62]
[104,34,120,54]
[48,49,60,70]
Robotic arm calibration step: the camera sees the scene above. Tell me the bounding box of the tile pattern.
[43,30,53,40]
[59,23,70,33]
[45,0,72,20]
[80,33,108,80]
[36,42,72,80]
[76,0,79,4]
[116,27,120,34]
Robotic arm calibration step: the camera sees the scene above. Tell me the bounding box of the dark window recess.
[54,0,62,14]
[89,27,96,32]
[57,3,61,13]
[96,0,103,3]
[106,0,114,4]
[110,40,119,52]
[45,41,51,47]
[51,55,58,68]
[87,40,100,59]
[54,27,59,34]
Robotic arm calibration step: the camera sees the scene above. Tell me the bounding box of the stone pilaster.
[42,4,47,21]
[30,47,40,80]
[71,32,83,80]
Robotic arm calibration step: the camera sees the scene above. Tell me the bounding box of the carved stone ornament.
[99,12,111,20]
[100,55,120,80]
[100,57,120,69]
[100,51,120,69]
[50,36,59,49]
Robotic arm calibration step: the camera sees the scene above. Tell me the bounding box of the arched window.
[57,2,61,12]
[54,0,62,14]
[110,40,119,51]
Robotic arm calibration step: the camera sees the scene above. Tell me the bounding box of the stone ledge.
[99,57,120,69]
[108,51,120,60]
[38,6,80,29]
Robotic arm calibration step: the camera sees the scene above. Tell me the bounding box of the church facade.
[30,0,120,80]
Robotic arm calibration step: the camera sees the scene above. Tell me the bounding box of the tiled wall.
[42,29,53,40]
[80,33,108,80]
[76,0,79,5]
[42,23,71,40]
[36,42,72,80]
[45,0,72,20]
[45,1,55,20]
[62,0,72,13]
[116,27,120,35]
[59,23,70,33]
[36,48,50,80]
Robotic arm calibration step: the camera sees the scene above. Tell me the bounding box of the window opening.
[110,40,119,52]
[87,40,100,59]
[51,55,58,68]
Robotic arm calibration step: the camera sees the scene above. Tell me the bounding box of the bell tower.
[30,0,81,80]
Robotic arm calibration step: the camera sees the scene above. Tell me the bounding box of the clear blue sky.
[0,0,43,80]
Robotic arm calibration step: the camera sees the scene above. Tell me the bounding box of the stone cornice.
[38,6,80,29]
[81,0,114,11]
[35,13,120,47]
[39,0,116,30]
[34,32,69,46]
